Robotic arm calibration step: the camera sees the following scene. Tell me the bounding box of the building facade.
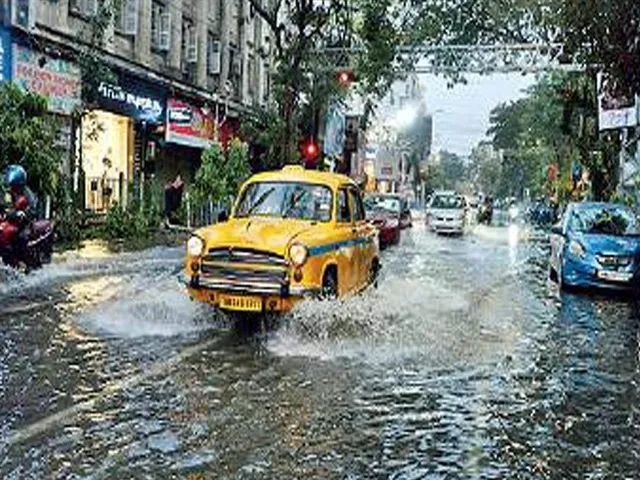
[1,0,273,212]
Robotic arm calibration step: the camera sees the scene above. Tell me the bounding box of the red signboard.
[165,98,215,149]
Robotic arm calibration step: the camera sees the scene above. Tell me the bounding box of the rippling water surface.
[1,226,639,479]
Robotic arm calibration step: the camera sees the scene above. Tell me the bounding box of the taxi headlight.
[187,236,204,257]
[289,243,308,267]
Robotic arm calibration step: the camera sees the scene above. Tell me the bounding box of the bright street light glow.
[393,105,418,128]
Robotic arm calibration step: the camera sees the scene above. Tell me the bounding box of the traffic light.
[302,139,318,159]
[336,70,355,87]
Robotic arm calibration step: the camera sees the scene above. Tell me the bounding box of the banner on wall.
[0,27,10,83]
[165,98,215,149]
[13,43,81,115]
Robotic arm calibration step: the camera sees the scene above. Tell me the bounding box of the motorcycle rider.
[2,165,37,256]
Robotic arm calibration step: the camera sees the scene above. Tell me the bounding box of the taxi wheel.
[321,268,338,299]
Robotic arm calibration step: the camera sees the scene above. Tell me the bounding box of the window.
[151,1,170,50]
[349,188,365,221]
[69,0,98,17]
[182,18,197,69]
[207,33,221,75]
[116,0,139,35]
[337,189,351,223]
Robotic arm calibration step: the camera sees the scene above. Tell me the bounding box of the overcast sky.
[420,73,537,156]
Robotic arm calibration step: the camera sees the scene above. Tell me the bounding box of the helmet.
[5,165,27,188]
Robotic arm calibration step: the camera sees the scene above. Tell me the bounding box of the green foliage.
[100,179,163,240]
[478,72,620,202]
[240,110,286,171]
[192,139,251,209]
[53,177,85,247]
[0,83,63,196]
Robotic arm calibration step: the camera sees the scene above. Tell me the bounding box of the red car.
[364,194,404,249]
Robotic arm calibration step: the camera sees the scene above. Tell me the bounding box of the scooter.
[0,212,54,271]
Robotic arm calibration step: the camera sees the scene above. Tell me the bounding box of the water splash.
[0,246,184,298]
[76,272,211,339]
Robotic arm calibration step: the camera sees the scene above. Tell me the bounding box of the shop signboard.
[597,72,638,130]
[13,43,81,115]
[97,72,166,123]
[374,145,398,181]
[0,27,10,82]
[165,98,215,149]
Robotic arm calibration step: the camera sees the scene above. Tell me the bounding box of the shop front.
[82,71,166,212]
[158,97,216,186]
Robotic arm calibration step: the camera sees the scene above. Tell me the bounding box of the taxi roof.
[246,165,356,190]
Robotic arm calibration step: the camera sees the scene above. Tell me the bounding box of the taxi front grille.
[200,264,288,285]
[204,248,287,266]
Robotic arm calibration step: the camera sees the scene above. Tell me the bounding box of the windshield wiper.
[238,187,276,218]
[282,189,308,219]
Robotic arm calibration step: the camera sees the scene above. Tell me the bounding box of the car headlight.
[289,243,308,267]
[187,236,204,257]
[568,239,586,258]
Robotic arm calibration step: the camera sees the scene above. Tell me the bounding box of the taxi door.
[348,187,373,290]
[334,187,357,294]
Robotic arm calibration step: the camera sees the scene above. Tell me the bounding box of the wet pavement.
[1,225,639,479]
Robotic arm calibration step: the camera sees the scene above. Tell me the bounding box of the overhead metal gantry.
[317,43,583,74]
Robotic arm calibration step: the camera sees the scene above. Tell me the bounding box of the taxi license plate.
[597,270,633,283]
[219,294,263,312]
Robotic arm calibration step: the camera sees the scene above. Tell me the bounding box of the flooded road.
[1,226,639,479]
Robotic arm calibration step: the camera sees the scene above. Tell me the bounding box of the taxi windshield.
[235,181,333,222]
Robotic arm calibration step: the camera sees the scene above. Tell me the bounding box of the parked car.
[426,192,468,235]
[549,202,640,291]
[364,194,402,249]
[183,166,380,315]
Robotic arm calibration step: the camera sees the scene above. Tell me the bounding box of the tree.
[484,72,620,202]
[0,83,63,197]
[192,139,251,208]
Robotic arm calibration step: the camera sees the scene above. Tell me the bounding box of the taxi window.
[349,188,365,221]
[337,189,351,223]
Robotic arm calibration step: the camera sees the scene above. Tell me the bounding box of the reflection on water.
[1,228,639,478]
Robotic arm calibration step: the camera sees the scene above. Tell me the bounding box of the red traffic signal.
[302,140,318,159]
[336,70,355,86]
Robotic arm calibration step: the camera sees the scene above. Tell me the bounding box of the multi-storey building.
[0,0,272,212]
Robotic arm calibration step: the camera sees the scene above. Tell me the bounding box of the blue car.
[549,202,640,291]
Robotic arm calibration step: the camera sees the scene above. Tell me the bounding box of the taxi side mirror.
[217,210,229,223]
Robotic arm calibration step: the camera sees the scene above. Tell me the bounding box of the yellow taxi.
[183,166,380,313]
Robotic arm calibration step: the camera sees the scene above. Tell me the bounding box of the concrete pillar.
[238,0,249,104]
[135,0,152,64]
[195,0,207,87]
[219,0,231,94]
[168,0,183,71]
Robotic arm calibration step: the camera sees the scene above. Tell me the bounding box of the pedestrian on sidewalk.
[164,174,184,226]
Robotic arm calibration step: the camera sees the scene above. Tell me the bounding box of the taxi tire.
[321,268,338,300]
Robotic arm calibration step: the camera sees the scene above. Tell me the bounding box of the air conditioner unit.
[208,40,221,75]
[158,13,171,51]
[123,0,139,35]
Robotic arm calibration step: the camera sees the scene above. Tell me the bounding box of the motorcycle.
[0,211,54,271]
[477,203,493,225]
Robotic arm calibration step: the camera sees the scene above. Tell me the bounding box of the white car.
[426,193,467,235]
